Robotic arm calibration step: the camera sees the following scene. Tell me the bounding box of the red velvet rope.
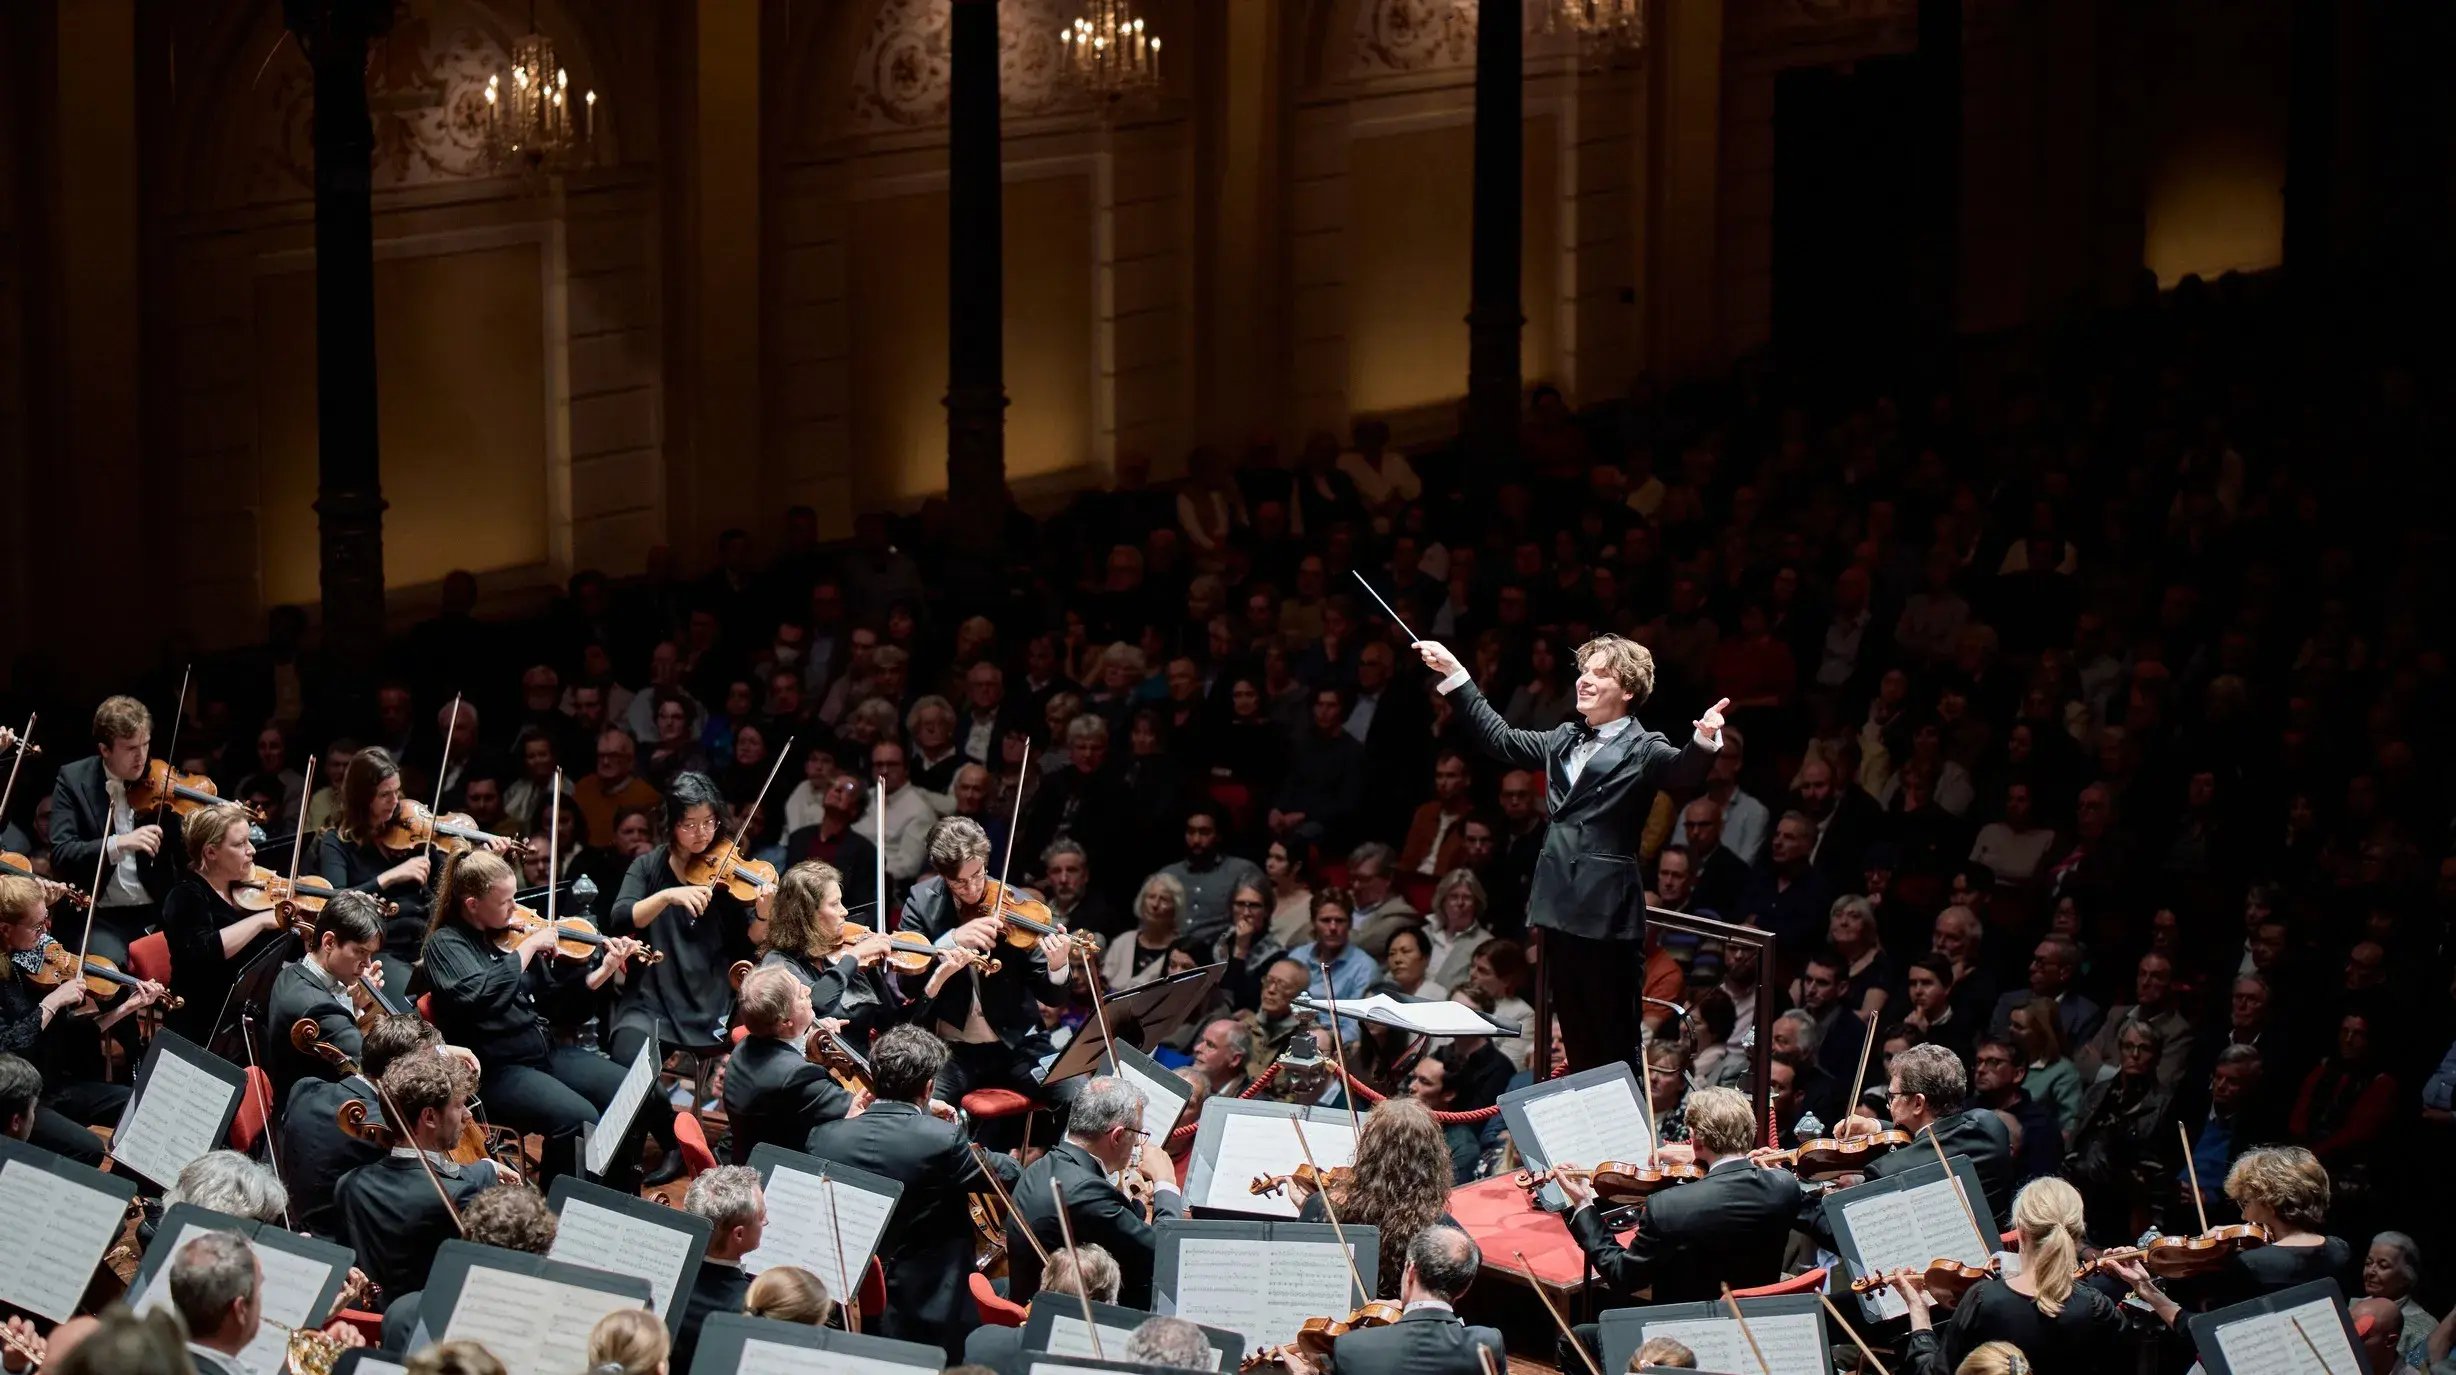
[1163,1054,1567,1150]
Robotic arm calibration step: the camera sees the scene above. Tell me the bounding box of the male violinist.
[895,816,1078,1105]
[278,1014,443,1243]
[332,1050,513,1301]
[718,965,855,1163]
[1006,1075,1182,1310]
[1800,1041,2015,1248]
[1411,636,1725,1073]
[264,893,390,1102]
[48,695,187,972]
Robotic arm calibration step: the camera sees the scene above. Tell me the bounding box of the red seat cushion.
[962,1089,1035,1119]
[229,1066,274,1154]
[970,1270,1028,1327]
[125,932,173,986]
[1733,1265,1828,1298]
[672,1112,718,1176]
[332,1310,385,1346]
[859,1256,888,1318]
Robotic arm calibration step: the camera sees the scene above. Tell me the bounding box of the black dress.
[755,946,906,1048]
[315,833,432,978]
[159,873,285,1043]
[2192,1236,2358,1310]
[1904,1278,2164,1375]
[608,845,754,1050]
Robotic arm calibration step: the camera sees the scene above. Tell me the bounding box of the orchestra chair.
[969,1271,1028,1327]
[333,1310,385,1346]
[670,1111,719,1177]
[416,993,434,1021]
[1731,1266,1828,1299]
[1203,780,1255,835]
[121,933,176,1060]
[959,1088,1035,1152]
[228,1065,276,1154]
[858,1255,888,1321]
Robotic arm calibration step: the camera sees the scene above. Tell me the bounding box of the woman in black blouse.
[421,847,645,1186]
[317,747,510,988]
[2203,1144,2357,1305]
[752,859,911,1047]
[160,803,289,1043]
[0,874,163,1163]
[1896,1177,2182,1375]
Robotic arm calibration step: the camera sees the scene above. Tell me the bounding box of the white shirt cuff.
[1693,728,1722,751]
[1435,667,1471,695]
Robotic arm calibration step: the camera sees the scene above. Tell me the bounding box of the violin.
[1238,1303,1404,1368]
[806,1026,873,1094]
[2075,1224,2270,1281]
[1250,1163,1351,1200]
[492,906,663,966]
[1852,1258,1999,1305]
[231,865,394,926]
[1515,1159,1705,1205]
[24,939,183,1009]
[1762,1126,1913,1180]
[293,1019,523,1174]
[373,800,528,858]
[128,758,263,820]
[971,879,1099,957]
[675,838,777,903]
[0,852,86,908]
[837,921,1002,976]
[348,971,415,1032]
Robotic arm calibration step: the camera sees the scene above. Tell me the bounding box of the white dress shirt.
[100,778,149,907]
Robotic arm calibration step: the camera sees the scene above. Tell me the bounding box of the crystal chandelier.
[1540,0,1645,56]
[480,15,596,175]
[1059,0,1161,109]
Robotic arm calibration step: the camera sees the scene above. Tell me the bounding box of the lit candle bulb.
[584,89,596,151]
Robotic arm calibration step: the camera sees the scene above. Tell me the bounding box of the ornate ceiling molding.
[1349,0,1478,76]
[847,0,1090,132]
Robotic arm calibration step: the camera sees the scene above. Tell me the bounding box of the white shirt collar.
[1401,1298,1455,1316]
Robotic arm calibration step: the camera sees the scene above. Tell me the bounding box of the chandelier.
[1059,0,1162,109]
[480,17,597,175]
[1539,0,1645,56]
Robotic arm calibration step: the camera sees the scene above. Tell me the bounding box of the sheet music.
[1029,1364,1128,1375]
[1837,1179,1993,1321]
[1171,1238,1361,1347]
[1202,1114,1356,1217]
[549,1196,696,1318]
[1117,1057,1193,1144]
[735,1338,925,1375]
[2211,1296,2362,1375]
[1517,1079,1654,1172]
[343,1360,409,1375]
[1296,993,1509,1036]
[109,1047,234,1188]
[136,1223,338,1374]
[740,1167,895,1297]
[0,1158,128,1321]
[586,1038,660,1178]
[1043,1313,1224,1370]
[440,1267,637,1375]
[1640,1313,1826,1375]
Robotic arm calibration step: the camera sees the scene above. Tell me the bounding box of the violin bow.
[1046,1180,1107,1360]
[1848,1007,1882,1121]
[281,754,316,922]
[1070,938,1142,1208]
[76,798,116,974]
[309,1023,466,1234]
[1719,1283,1775,1375]
[155,663,191,821]
[428,692,463,870]
[719,735,795,880]
[236,1011,296,1230]
[1930,1128,1992,1258]
[1474,1341,1502,1375]
[1636,1018,1662,1160]
[2289,1316,2342,1375]
[1516,1248,1604,1375]
[1289,1118,1369,1311]
[873,772,887,918]
[963,1142,1053,1269]
[1314,963,1362,1137]
[2179,1121,2210,1233]
[546,770,561,930]
[0,712,32,831]
[988,736,1030,925]
[1817,1291,1894,1375]
[820,1170,859,1334]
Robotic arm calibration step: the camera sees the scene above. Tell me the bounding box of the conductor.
[1412,635,1724,1073]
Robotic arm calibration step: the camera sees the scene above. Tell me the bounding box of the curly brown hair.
[1328,1097,1456,1299]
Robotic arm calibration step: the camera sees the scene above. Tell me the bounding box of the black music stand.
[1042,962,1226,1087]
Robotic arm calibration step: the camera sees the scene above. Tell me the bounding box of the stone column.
[1465,0,1524,463]
[945,0,1009,551]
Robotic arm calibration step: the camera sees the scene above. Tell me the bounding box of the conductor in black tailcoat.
[1412,635,1726,1072]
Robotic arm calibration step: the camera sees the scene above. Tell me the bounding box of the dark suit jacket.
[1447,683,1714,942]
[673,1258,752,1375]
[719,1034,854,1164]
[898,875,1071,1049]
[1801,1108,2017,1249]
[278,1076,385,1242]
[1330,1306,1506,1375]
[265,961,360,1104]
[806,1099,1021,1353]
[1006,1141,1183,1310]
[49,755,186,901]
[1569,1158,1803,1304]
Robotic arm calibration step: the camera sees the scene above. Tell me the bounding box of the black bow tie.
[1570,721,1601,745]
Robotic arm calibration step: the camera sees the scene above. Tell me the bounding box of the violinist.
[1266,1227,1504,1375]
[264,892,390,1101]
[0,875,162,1163]
[1287,1098,1460,1300]
[317,747,512,988]
[47,695,186,972]
[332,1050,511,1301]
[896,816,1077,1104]
[805,1026,1022,1358]
[1007,1076,1182,1309]
[159,802,291,1043]
[607,772,767,1064]
[1891,1179,2180,1375]
[753,860,906,1046]
[1802,1043,2016,1248]
[279,1013,441,1241]
[717,965,854,1163]
[421,849,645,1187]
[959,1245,1120,1372]
[2196,1144,2356,1305]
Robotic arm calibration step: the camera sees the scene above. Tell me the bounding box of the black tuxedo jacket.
[1570,1159,1803,1304]
[1448,682,1714,941]
[49,755,185,901]
[1331,1307,1506,1375]
[719,1034,854,1164]
[1006,1140,1183,1311]
[265,961,361,1103]
[673,1259,752,1375]
[806,1099,1020,1352]
[278,1075,385,1242]
[897,875,1071,1049]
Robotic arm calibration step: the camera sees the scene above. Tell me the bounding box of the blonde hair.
[2224,1144,2330,1230]
[761,860,844,963]
[1955,1341,2031,1375]
[1572,634,1657,706]
[182,803,252,867]
[744,1265,835,1326]
[2011,1177,2085,1317]
[583,1308,667,1375]
[1632,1336,1697,1368]
[0,874,43,926]
[1683,1086,1756,1157]
[405,1340,509,1375]
[427,848,517,941]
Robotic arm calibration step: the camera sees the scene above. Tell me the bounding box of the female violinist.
[752,860,921,1048]
[1892,1178,2181,1375]
[0,874,163,1164]
[420,848,648,1187]
[1288,1098,1461,1301]
[317,747,511,988]
[2195,1145,2356,1305]
[159,803,291,1042]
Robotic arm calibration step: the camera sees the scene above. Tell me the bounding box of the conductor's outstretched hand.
[1694,697,1731,746]
[1412,640,1461,678]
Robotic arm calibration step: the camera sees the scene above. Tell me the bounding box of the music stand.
[1042,962,1226,1086]
[209,930,298,1064]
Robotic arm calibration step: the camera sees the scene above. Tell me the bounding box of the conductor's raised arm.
[1411,640,1554,769]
